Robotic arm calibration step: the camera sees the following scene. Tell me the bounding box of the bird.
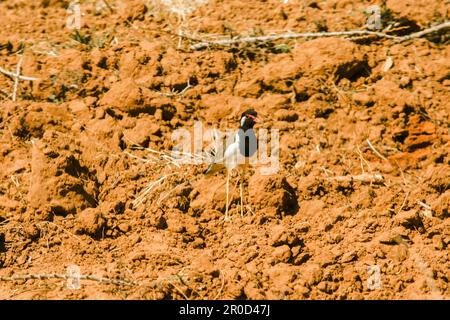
[205,109,259,221]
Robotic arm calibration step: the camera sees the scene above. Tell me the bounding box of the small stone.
[100,201,126,215]
[105,229,113,237]
[399,76,411,88]
[433,236,445,250]
[378,227,409,245]
[75,208,106,237]
[166,218,185,233]
[182,235,194,243]
[243,251,259,264]
[368,125,384,142]
[270,225,287,247]
[275,109,298,122]
[431,191,450,219]
[69,100,88,114]
[445,237,450,247]
[71,122,82,132]
[394,281,405,292]
[294,252,311,265]
[352,92,373,106]
[129,251,146,262]
[199,209,221,222]
[123,118,160,147]
[95,108,105,119]
[185,224,201,236]
[303,264,323,286]
[244,282,265,299]
[391,245,409,262]
[192,238,205,249]
[405,135,433,152]
[16,254,28,265]
[291,246,301,258]
[24,225,40,241]
[293,285,310,297]
[395,210,421,228]
[51,237,62,246]
[118,222,131,233]
[375,249,386,259]
[270,225,299,247]
[130,234,142,245]
[317,250,336,268]
[341,251,357,263]
[382,56,394,72]
[403,274,414,283]
[317,281,329,293]
[296,222,310,233]
[272,245,292,263]
[151,215,167,230]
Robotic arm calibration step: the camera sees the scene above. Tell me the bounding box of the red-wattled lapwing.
[205,109,259,221]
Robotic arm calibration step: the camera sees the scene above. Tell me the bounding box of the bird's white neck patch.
[240,116,247,127]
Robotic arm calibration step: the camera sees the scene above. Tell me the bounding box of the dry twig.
[396,21,450,42]
[214,270,225,300]
[397,191,410,214]
[190,21,450,50]
[191,30,396,50]
[0,59,39,102]
[0,273,136,287]
[12,58,23,102]
[126,139,212,209]
[154,80,192,97]
[325,173,384,183]
[132,174,174,209]
[356,145,372,174]
[417,201,433,218]
[0,67,39,81]
[366,139,388,161]
[417,201,431,211]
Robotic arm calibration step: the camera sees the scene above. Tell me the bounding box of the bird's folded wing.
[204,162,225,175]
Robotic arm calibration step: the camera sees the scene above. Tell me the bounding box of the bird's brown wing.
[203,130,232,175]
[204,162,225,175]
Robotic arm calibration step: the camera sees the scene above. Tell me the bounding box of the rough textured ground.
[0,0,449,300]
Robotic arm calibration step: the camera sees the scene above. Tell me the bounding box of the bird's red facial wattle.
[245,113,259,123]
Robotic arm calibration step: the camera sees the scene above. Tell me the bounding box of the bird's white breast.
[223,133,242,170]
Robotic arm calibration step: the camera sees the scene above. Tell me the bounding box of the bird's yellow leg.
[225,170,230,221]
[240,170,244,217]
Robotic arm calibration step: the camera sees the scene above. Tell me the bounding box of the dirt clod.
[75,208,106,238]
[271,245,292,264]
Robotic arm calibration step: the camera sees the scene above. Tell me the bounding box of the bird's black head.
[239,109,259,130]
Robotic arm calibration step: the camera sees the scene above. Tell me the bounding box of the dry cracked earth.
[0,0,449,299]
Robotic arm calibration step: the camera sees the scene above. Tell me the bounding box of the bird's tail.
[204,163,214,175]
[204,162,223,175]
[203,128,227,175]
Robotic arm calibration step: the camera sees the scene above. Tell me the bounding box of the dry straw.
[190,21,450,50]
